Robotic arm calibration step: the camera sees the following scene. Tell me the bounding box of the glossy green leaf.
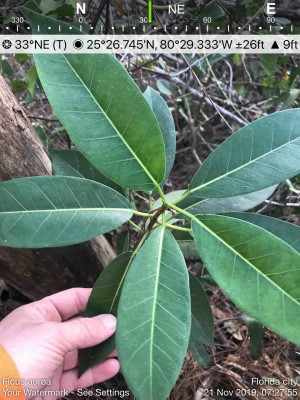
[189,273,214,347]
[33,53,165,191]
[241,314,263,360]
[116,228,191,400]
[189,110,300,198]
[23,6,166,192]
[177,185,277,217]
[0,176,132,248]
[24,4,166,191]
[224,212,300,253]
[78,252,133,376]
[50,149,123,193]
[192,214,300,345]
[144,87,176,186]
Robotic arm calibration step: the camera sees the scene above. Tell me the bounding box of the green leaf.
[11,80,27,93]
[241,314,263,360]
[23,4,166,191]
[192,214,300,345]
[189,273,214,347]
[188,273,214,367]
[156,79,172,97]
[0,57,13,80]
[33,53,165,191]
[188,342,211,368]
[35,126,48,147]
[25,64,38,98]
[0,176,132,248]
[189,110,300,198]
[199,0,226,20]
[50,149,123,193]
[116,228,191,400]
[116,231,130,254]
[78,252,133,376]
[144,87,176,186]
[22,6,166,192]
[177,185,277,217]
[223,213,300,253]
[21,1,88,34]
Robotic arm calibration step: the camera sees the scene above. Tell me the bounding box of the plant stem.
[166,223,191,232]
[149,192,153,211]
[156,221,191,232]
[155,184,167,203]
[165,202,196,222]
[161,210,166,227]
[131,210,154,218]
[286,179,300,194]
[169,190,191,206]
[129,220,143,233]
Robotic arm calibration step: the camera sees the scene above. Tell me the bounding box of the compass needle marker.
[148,0,153,24]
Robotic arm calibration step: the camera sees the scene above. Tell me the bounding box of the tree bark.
[0,75,116,301]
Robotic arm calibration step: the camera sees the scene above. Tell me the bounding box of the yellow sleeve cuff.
[0,344,25,400]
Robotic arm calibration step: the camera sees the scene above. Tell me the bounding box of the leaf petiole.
[155,221,191,232]
[131,210,155,218]
[129,220,143,233]
[169,190,191,206]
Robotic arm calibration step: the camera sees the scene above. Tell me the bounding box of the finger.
[60,359,120,392]
[60,314,117,351]
[64,347,118,371]
[108,349,118,358]
[64,350,78,371]
[31,288,92,322]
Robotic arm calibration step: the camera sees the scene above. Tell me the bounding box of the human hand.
[0,288,119,398]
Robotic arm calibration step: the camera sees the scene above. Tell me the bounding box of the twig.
[27,115,59,122]
[143,66,247,127]
[154,10,234,131]
[129,220,143,233]
[89,0,109,34]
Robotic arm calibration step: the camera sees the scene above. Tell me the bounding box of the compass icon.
[2,39,12,49]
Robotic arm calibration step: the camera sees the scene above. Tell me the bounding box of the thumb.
[59,314,117,351]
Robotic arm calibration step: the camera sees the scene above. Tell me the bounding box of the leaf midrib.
[191,131,300,193]
[149,228,164,399]
[58,54,160,188]
[0,208,132,215]
[193,217,300,309]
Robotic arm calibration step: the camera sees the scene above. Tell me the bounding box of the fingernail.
[98,314,117,330]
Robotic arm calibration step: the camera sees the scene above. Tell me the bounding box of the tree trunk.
[0,75,116,301]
